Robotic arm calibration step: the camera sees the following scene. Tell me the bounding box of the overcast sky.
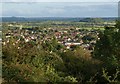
[1,0,119,17]
[1,0,119,2]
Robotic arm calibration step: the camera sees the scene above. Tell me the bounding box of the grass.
[80,27,105,31]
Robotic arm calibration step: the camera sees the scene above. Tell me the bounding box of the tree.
[93,20,120,83]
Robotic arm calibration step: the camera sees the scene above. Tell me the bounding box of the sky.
[1,0,119,2]
[1,0,119,17]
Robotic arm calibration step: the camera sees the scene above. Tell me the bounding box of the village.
[2,22,105,53]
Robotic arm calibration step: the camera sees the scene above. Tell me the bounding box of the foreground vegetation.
[2,20,120,83]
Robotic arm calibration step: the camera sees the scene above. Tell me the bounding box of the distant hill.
[79,17,117,22]
[1,17,117,22]
[2,17,82,22]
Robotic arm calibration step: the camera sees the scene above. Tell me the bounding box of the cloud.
[2,2,118,17]
[2,0,119,2]
[48,8,65,14]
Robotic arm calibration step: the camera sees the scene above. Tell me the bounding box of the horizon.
[1,16,118,18]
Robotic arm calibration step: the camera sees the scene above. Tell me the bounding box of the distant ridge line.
[1,17,117,22]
